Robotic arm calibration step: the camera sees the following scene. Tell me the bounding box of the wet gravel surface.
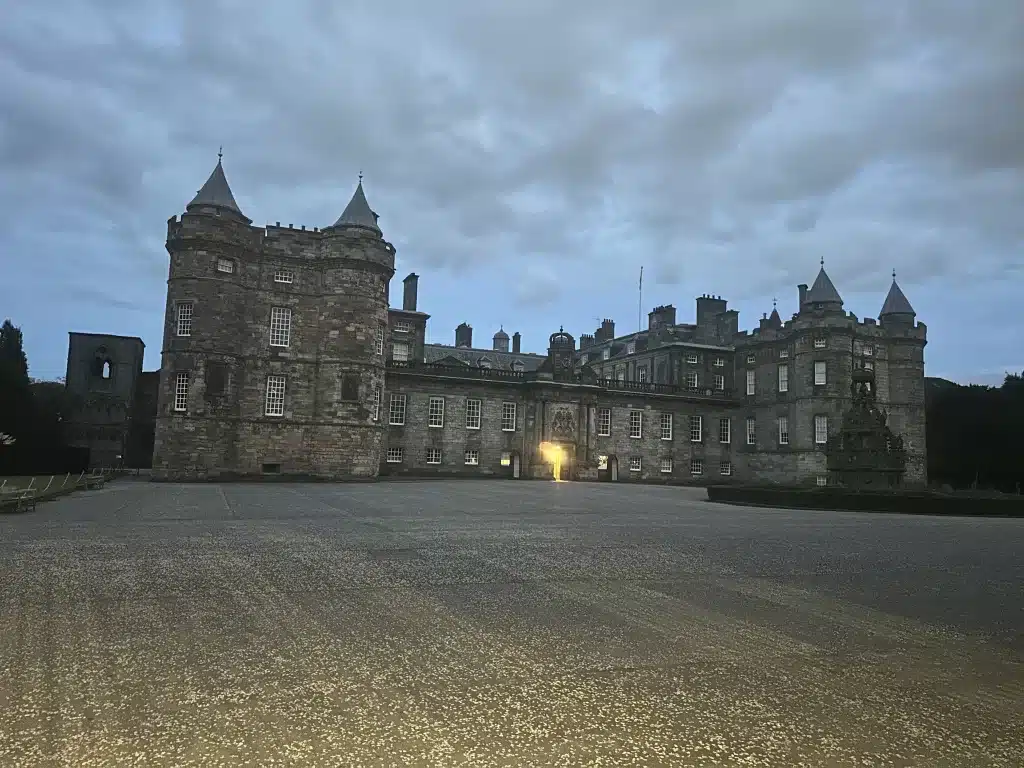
[1,479,1022,766]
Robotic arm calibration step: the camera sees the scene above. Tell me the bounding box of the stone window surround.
[173,372,190,412]
[269,307,291,348]
[778,415,789,445]
[720,461,732,476]
[690,458,703,475]
[428,397,445,428]
[778,364,789,393]
[746,369,755,396]
[714,374,725,391]
[389,393,407,426]
[501,402,517,432]
[713,357,725,367]
[425,448,441,465]
[660,412,673,441]
[814,361,827,386]
[814,414,829,445]
[273,268,294,284]
[629,456,642,472]
[629,410,642,439]
[746,417,756,446]
[392,341,411,362]
[264,374,286,416]
[719,417,731,444]
[597,407,611,437]
[372,385,381,421]
[216,258,234,274]
[686,371,698,388]
[660,458,673,473]
[466,398,482,430]
[386,447,403,463]
[464,450,479,466]
[689,415,703,443]
[176,302,193,337]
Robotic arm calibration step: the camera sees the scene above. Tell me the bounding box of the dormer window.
[512,360,525,372]
[626,342,636,355]
[478,357,492,369]
[602,348,611,360]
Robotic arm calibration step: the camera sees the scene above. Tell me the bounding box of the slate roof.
[188,158,246,218]
[423,344,545,371]
[332,181,381,233]
[880,278,916,316]
[804,266,843,305]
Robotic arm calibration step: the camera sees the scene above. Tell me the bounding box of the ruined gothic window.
[101,361,111,379]
[340,374,360,402]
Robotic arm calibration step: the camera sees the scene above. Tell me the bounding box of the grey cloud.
[1,0,1022,382]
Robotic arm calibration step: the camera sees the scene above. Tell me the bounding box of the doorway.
[609,455,618,482]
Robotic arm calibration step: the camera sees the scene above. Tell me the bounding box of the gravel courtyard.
[1,478,1021,766]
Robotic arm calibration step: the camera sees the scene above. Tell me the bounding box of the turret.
[184,151,251,224]
[879,271,916,327]
[455,323,473,348]
[493,327,510,352]
[801,261,844,314]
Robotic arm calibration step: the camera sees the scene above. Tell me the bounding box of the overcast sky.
[2,0,1021,384]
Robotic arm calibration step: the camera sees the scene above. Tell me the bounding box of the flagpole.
[638,266,643,333]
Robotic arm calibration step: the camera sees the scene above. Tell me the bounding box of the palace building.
[64,157,927,485]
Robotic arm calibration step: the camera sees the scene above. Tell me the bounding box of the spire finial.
[772,296,777,309]
[358,170,363,184]
[892,268,897,281]
[820,256,825,267]
[218,146,223,161]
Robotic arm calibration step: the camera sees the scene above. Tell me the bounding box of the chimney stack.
[512,332,521,353]
[455,323,473,348]
[798,283,808,307]
[402,273,419,312]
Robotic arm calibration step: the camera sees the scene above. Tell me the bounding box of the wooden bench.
[0,489,37,512]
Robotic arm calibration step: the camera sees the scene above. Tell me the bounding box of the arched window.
[101,361,111,379]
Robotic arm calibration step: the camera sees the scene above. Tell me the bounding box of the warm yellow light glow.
[539,442,566,481]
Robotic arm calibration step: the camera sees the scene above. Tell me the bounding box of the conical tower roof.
[331,179,381,234]
[187,153,246,219]
[804,264,843,305]
[494,327,509,340]
[880,274,916,316]
[767,307,782,327]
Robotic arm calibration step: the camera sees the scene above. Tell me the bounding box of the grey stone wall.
[153,213,394,480]
[64,332,146,468]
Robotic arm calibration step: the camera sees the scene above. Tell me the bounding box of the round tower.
[153,153,256,480]
[316,178,396,477]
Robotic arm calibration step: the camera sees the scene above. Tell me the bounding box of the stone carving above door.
[550,407,576,440]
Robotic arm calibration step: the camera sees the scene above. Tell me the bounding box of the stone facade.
[64,332,148,469]
[121,157,927,485]
[151,162,393,480]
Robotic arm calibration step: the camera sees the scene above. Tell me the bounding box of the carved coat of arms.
[550,408,576,440]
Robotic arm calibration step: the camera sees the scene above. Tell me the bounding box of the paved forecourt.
[1,478,1021,766]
